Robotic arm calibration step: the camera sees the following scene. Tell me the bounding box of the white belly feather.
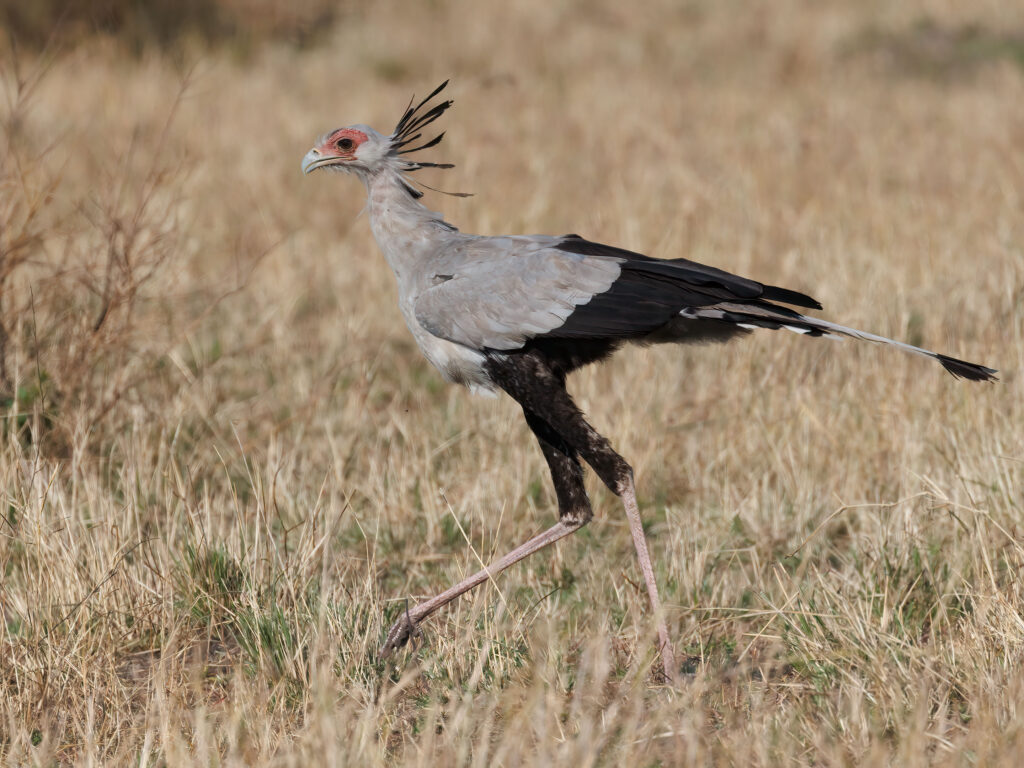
[417,332,497,396]
[398,302,497,396]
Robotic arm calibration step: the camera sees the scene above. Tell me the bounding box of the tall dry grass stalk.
[1,0,1022,764]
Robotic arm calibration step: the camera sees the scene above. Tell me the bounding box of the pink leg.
[620,473,676,681]
[383,353,678,683]
[380,517,585,657]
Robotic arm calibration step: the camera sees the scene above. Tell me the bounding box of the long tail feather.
[685,304,997,381]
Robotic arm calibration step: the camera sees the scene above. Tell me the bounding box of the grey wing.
[413,236,622,351]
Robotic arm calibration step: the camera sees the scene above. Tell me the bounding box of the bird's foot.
[380,600,423,659]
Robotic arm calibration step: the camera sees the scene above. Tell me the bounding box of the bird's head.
[301,124,391,175]
[302,81,460,198]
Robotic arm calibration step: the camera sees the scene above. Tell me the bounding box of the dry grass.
[1,0,1023,764]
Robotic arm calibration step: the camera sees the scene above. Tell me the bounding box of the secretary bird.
[302,81,995,681]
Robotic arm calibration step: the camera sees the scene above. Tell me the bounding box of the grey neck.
[360,167,458,286]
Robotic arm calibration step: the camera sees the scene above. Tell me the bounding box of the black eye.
[336,137,354,151]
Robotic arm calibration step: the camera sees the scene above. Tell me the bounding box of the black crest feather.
[392,81,453,162]
[392,80,469,197]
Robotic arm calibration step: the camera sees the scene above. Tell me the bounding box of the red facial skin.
[320,128,368,160]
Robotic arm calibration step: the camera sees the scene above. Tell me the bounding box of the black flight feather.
[556,235,822,310]
[759,284,822,311]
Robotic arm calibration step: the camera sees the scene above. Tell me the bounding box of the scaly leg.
[487,352,677,682]
[381,516,585,657]
[381,413,592,658]
[620,471,675,679]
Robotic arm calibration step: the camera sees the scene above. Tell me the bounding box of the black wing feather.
[546,235,821,340]
[556,235,821,310]
[551,269,706,339]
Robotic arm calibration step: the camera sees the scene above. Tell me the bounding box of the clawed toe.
[380,601,422,659]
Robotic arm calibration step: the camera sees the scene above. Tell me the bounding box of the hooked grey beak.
[302,148,336,174]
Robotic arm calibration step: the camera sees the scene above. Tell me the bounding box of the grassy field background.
[2,0,1023,764]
